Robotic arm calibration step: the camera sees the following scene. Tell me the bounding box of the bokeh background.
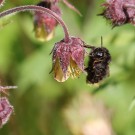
[0,0,135,135]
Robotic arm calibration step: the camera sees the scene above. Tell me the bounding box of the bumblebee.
[85,42,111,84]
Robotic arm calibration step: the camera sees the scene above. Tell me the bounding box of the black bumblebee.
[84,38,111,84]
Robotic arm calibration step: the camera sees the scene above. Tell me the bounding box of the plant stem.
[83,45,95,49]
[0,5,70,42]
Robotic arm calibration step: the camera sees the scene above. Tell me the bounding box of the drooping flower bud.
[34,1,61,41]
[0,97,14,128]
[51,37,85,82]
[100,0,135,27]
[0,0,5,7]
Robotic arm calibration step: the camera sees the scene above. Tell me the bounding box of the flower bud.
[100,0,135,27]
[51,37,85,82]
[0,0,5,7]
[34,1,61,41]
[0,97,14,128]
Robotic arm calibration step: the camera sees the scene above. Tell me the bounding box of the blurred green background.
[0,0,135,135]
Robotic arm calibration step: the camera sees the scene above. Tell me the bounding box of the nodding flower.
[0,4,85,82]
[34,1,61,41]
[99,0,135,28]
[33,0,81,41]
[0,0,5,8]
[51,37,85,82]
[0,97,14,128]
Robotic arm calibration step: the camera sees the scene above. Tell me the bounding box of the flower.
[0,97,14,128]
[34,1,61,41]
[0,0,4,7]
[51,37,85,82]
[100,0,135,27]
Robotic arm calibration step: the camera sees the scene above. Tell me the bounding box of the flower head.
[0,0,5,7]
[34,1,61,41]
[100,0,135,27]
[51,37,85,82]
[0,97,14,128]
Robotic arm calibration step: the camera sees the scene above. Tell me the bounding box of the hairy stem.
[0,5,70,42]
[84,45,95,49]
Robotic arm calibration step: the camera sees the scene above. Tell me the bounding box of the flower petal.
[34,24,55,41]
[71,38,85,71]
[0,97,13,128]
[53,58,70,82]
[69,58,82,78]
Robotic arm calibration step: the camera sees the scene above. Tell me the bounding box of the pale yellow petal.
[68,58,82,78]
[54,59,69,82]
[35,25,54,42]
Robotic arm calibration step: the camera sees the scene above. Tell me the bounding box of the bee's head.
[90,47,109,60]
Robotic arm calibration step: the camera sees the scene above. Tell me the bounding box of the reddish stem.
[0,5,70,42]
